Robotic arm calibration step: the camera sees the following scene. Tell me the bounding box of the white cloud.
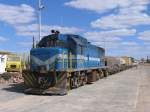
[144,42,150,45]
[17,42,32,47]
[65,0,149,13]
[90,0,150,29]
[84,29,136,42]
[0,36,8,42]
[0,3,35,25]
[91,13,150,29]
[84,29,136,50]
[0,3,82,39]
[138,30,150,41]
[65,0,150,30]
[107,46,141,57]
[92,41,138,50]
[121,42,138,46]
[15,24,83,37]
[106,43,150,59]
[65,0,132,13]
[42,25,83,34]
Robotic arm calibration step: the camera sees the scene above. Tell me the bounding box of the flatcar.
[23,31,107,95]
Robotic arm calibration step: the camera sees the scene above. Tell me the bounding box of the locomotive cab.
[31,34,68,72]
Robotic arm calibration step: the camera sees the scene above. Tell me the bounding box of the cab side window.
[78,45,83,55]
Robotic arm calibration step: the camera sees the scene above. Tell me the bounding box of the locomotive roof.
[41,34,87,46]
[65,34,105,51]
[66,34,87,46]
[40,33,105,51]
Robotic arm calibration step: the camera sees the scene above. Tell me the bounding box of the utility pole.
[32,36,35,48]
[104,37,106,55]
[38,0,44,41]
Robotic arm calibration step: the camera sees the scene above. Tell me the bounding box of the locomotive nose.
[30,48,59,72]
[23,47,68,95]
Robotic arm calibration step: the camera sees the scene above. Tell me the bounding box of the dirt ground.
[0,65,149,112]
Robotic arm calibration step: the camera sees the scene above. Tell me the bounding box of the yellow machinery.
[6,54,22,72]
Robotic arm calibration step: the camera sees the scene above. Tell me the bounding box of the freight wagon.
[23,31,108,95]
[105,56,135,75]
[104,56,121,74]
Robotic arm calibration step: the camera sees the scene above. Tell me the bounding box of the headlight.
[39,65,47,73]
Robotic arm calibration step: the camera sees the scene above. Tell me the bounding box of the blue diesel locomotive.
[23,31,107,95]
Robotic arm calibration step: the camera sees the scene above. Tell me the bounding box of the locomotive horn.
[51,30,55,34]
[51,30,60,34]
[55,30,60,34]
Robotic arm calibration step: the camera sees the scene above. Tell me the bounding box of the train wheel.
[76,76,80,88]
[99,70,104,78]
[104,70,109,77]
[106,71,109,76]
[91,70,97,82]
[66,77,71,90]
[70,76,78,89]
[96,71,100,80]
[76,73,81,87]
[83,74,88,85]
[80,73,87,86]
[70,78,74,89]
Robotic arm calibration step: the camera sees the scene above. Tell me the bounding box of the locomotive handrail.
[69,52,72,71]
[62,51,64,70]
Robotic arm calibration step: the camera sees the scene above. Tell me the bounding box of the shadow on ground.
[2,83,26,94]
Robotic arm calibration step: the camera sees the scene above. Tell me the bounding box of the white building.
[0,52,10,74]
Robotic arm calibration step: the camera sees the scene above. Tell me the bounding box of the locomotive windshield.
[37,34,65,48]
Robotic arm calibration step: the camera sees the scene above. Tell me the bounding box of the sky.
[0,0,150,59]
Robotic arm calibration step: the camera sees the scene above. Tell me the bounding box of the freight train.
[23,30,135,95]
